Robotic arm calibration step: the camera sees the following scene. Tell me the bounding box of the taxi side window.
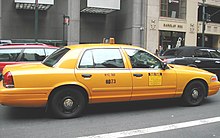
[125,49,162,69]
[79,48,125,68]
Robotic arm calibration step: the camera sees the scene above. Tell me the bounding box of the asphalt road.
[0,92,220,138]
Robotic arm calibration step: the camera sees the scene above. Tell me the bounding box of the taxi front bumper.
[208,81,220,96]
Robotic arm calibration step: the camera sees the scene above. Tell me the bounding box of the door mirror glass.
[161,62,168,70]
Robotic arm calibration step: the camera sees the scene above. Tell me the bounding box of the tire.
[49,87,87,119]
[182,81,206,106]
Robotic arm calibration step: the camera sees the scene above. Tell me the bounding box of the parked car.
[0,43,58,74]
[160,46,220,79]
[0,43,219,118]
[0,40,12,45]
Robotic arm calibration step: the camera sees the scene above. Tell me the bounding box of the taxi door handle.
[133,74,143,77]
[82,74,92,78]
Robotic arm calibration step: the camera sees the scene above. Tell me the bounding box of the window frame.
[0,48,23,62]
[194,49,211,58]
[19,48,46,62]
[124,48,163,69]
[78,48,126,70]
[160,0,186,19]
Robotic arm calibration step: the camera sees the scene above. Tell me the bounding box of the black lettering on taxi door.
[105,73,116,84]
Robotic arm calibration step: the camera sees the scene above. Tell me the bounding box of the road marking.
[78,116,220,138]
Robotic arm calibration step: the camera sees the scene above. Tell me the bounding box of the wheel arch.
[183,79,208,97]
[48,84,90,104]
[187,64,197,68]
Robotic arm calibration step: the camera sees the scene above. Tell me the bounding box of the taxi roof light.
[103,37,115,44]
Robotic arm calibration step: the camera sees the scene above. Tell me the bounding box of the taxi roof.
[66,43,142,50]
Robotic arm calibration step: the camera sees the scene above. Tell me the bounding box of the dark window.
[163,49,180,56]
[125,49,162,69]
[160,0,186,19]
[0,49,22,62]
[79,49,125,68]
[210,50,220,58]
[194,50,211,58]
[20,49,46,61]
[161,0,168,17]
[43,48,70,67]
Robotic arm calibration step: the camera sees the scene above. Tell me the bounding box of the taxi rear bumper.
[0,82,49,107]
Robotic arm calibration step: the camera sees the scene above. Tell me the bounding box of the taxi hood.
[168,64,213,75]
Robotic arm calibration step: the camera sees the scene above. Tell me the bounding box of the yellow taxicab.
[0,43,220,118]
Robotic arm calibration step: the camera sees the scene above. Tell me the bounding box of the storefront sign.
[15,0,54,5]
[163,23,183,29]
[201,0,220,6]
[81,0,120,14]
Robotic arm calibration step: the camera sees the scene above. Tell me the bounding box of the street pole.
[63,15,65,43]
[35,0,39,43]
[202,0,206,47]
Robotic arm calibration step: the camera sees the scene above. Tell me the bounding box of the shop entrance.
[197,34,214,48]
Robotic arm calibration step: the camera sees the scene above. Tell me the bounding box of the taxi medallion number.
[105,73,116,84]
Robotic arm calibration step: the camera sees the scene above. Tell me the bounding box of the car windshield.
[42,48,70,67]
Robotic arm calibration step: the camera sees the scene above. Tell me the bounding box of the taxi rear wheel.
[182,81,206,106]
[49,87,86,119]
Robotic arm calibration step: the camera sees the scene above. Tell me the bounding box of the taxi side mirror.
[161,62,168,70]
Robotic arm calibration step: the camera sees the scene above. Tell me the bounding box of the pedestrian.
[158,45,164,56]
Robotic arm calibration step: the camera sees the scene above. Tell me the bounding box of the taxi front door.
[130,69,177,101]
[124,48,177,101]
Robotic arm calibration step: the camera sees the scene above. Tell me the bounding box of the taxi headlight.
[211,76,218,82]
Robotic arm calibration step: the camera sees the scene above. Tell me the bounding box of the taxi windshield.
[42,48,70,67]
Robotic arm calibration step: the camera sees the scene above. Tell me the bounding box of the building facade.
[0,0,220,53]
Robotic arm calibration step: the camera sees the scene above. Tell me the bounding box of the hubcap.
[192,89,199,99]
[63,98,74,110]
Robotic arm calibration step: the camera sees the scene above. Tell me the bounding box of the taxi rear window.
[42,48,69,67]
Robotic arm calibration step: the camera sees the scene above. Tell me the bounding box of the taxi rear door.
[75,48,132,103]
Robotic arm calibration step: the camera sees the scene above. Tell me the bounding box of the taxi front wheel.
[182,81,206,106]
[49,87,87,119]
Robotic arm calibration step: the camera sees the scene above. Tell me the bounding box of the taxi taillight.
[3,71,14,88]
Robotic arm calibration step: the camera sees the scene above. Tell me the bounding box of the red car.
[0,43,58,74]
